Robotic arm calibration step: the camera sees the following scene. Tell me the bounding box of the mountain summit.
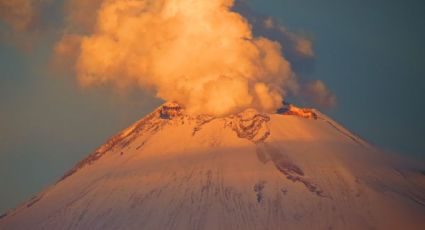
[1,102,425,229]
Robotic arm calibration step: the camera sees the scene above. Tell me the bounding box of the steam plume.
[56,0,302,116]
[51,0,341,115]
[303,80,337,108]
[0,0,337,114]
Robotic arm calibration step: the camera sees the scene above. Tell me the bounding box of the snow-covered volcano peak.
[1,102,425,230]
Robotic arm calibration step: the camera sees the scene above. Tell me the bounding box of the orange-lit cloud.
[56,0,302,116]
[63,0,103,33]
[303,80,337,108]
[0,0,52,50]
[263,17,314,58]
[0,0,38,32]
[52,34,82,73]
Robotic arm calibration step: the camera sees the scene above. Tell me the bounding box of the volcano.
[1,102,424,230]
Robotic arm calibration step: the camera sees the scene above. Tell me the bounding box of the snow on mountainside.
[1,102,425,230]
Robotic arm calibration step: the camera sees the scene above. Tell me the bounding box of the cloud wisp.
[0,0,56,49]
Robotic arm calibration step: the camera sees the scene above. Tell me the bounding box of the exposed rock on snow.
[227,109,271,143]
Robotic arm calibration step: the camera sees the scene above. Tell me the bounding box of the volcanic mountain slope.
[1,102,425,230]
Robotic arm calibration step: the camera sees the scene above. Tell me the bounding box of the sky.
[0,0,424,214]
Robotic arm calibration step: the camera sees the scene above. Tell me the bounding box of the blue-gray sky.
[1,0,424,214]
